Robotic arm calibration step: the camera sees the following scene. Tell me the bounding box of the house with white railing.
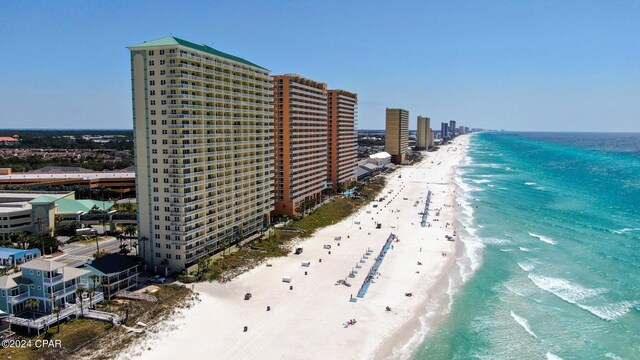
[0,259,102,316]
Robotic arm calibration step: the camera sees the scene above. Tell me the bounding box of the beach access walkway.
[421,190,432,227]
[356,233,397,299]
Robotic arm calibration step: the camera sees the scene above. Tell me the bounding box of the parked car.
[149,275,166,284]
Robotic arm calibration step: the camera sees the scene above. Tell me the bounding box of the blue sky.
[1,0,638,131]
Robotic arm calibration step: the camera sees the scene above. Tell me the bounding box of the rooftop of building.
[86,253,138,275]
[128,36,268,71]
[0,247,41,258]
[0,191,72,213]
[20,258,66,271]
[55,199,114,214]
[0,273,32,289]
[369,151,392,159]
[359,163,378,171]
[328,89,358,99]
[0,170,135,181]
[274,74,328,89]
[30,166,91,173]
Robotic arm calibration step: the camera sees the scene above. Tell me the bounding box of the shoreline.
[374,138,473,359]
[117,136,471,360]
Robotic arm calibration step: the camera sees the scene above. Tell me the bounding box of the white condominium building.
[128,37,274,271]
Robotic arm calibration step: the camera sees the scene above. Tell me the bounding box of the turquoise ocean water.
[415,132,640,359]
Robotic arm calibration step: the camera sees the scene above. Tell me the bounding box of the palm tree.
[26,298,39,320]
[95,234,100,254]
[49,294,61,332]
[89,274,100,308]
[160,258,170,277]
[295,202,305,218]
[52,306,61,333]
[49,293,57,312]
[139,236,149,262]
[75,287,86,317]
[124,224,137,238]
[124,224,137,252]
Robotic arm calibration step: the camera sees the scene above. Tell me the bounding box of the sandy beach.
[118,135,470,360]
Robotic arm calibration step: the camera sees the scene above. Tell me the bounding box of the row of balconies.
[184,217,263,255]
[172,191,267,227]
[166,62,271,86]
[166,52,270,80]
[168,166,262,179]
[166,104,271,114]
[166,73,271,93]
[167,84,271,101]
[167,123,272,130]
[168,149,271,159]
[166,114,270,122]
[168,87,271,102]
[169,198,270,237]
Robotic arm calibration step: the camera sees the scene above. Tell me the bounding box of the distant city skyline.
[1,1,639,132]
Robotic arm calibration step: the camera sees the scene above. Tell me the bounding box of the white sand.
[118,136,470,360]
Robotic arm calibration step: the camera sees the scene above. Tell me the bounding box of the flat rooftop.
[0,171,135,181]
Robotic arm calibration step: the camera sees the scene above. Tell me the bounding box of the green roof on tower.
[127,36,268,71]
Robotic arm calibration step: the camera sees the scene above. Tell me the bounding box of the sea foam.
[612,228,640,234]
[546,352,564,360]
[528,273,608,304]
[529,232,557,245]
[510,311,538,338]
[577,301,639,321]
[517,262,535,272]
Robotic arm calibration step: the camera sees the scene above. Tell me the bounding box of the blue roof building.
[0,247,41,267]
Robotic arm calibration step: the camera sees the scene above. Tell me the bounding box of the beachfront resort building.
[327,89,358,189]
[416,116,434,149]
[385,108,409,164]
[272,74,328,217]
[128,36,274,271]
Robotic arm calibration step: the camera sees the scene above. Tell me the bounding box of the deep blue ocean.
[415,132,640,359]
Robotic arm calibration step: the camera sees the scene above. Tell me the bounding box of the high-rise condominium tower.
[128,37,274,271]
[441,122,449,140]
[272,74,328,216]
[327,90,358,189]
[385,108,409,164]
[416,116,430,149]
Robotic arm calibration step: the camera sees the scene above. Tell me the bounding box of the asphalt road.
[53,237,122,266]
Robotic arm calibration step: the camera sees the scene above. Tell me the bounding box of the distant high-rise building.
[459,125,465,135]
[427,128,434,147]
[449,120,457,138]
[441,122,449,140]
[327,89,358,189]
[128,36,274,271]
[416,116,430,149]
[272,74,328,216]
[385,108,409,164]
[464,126,470,134]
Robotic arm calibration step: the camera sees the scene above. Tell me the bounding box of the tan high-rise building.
[427,128,434,148]
[128,37,274,271]
[385,108,409,164]
[416,116,431,149]
[328,89,358,189]
[272,74,328,217]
